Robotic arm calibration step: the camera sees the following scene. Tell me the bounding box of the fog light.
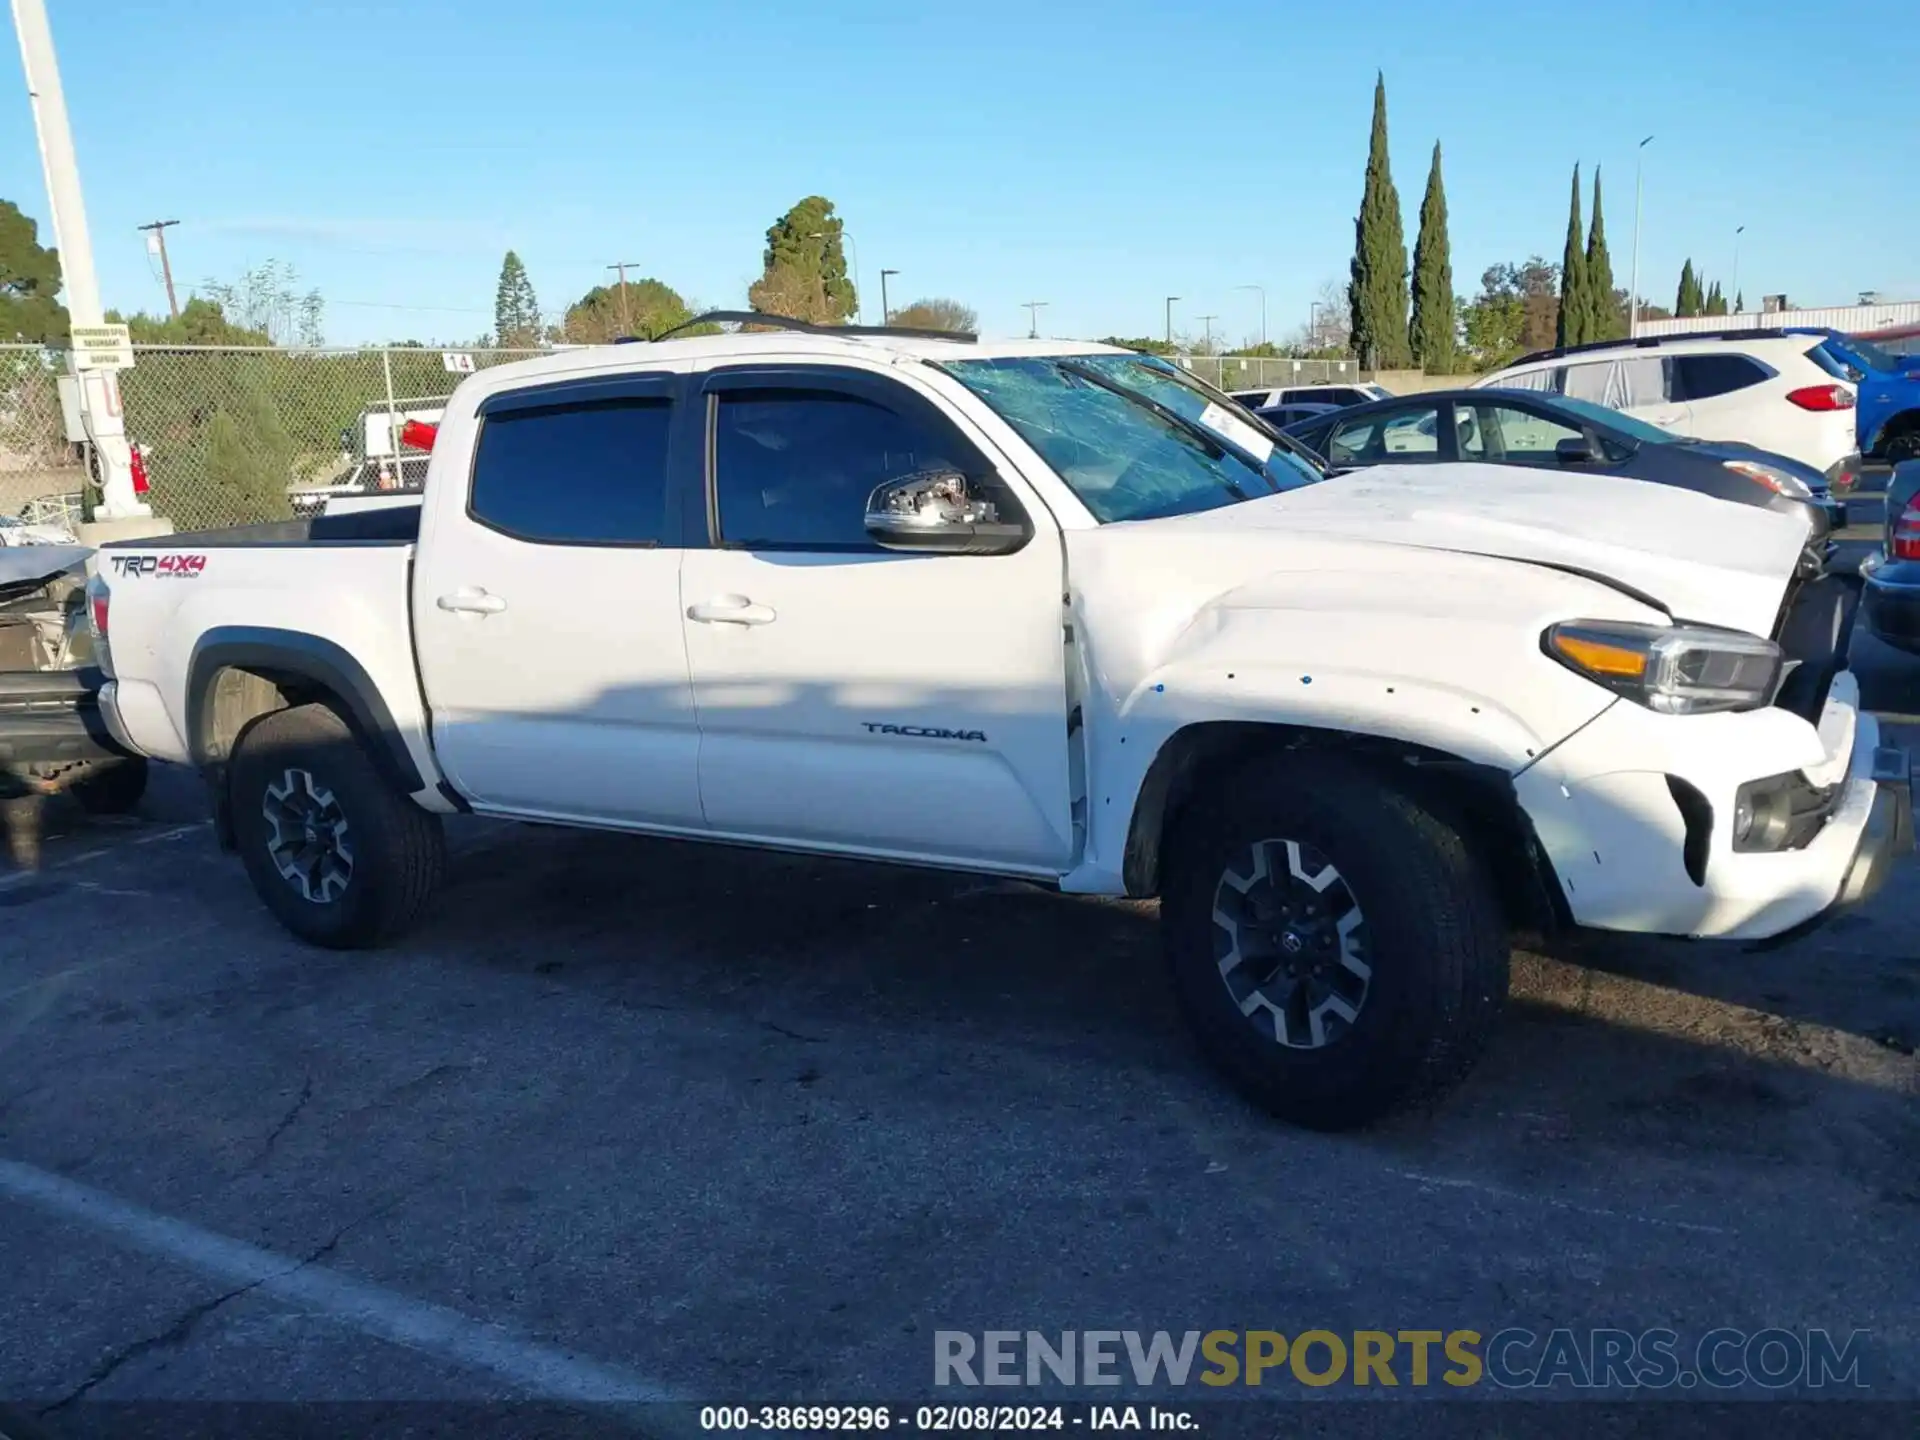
[1733,793,1756,845]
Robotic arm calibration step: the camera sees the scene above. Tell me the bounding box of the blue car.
[1788,327,1920,465]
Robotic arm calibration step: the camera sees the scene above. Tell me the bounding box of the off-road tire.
[1163,753,1508,1130]
[69,755,149,815]
[229,702,445,948]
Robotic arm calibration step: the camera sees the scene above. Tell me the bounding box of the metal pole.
[1310,302,1324,348]
[1234,284,1266,347]
[1627,134,1653,337]
[1732,225,1745,313]
[138,219,180,319]
[1199,314,1217,351]
[380,346,399,489]
[880,269,898,325]
[1165,296,1179,347]
[1022,301,1048,339]
[11,0,148,520]
[607,262,639,336]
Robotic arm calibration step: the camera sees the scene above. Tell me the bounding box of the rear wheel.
[1162,754,1509,1130]
[229,702,444,948]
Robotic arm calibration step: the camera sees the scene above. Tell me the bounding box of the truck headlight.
[1544,620,1783,715]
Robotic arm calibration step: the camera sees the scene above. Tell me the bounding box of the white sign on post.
[70,323,134,371]
[441,352,475,374]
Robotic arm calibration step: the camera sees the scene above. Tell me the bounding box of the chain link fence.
[1170,355,1368,392]
[0,343,546,533]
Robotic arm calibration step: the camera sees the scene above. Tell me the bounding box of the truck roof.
[467,329,1128,391]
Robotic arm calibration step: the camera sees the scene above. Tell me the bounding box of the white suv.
[1474,333,1859,480]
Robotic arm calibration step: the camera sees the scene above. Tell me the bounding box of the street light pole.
[1309,302,1324,348]
[1198,314,1218,351]
[1233,284,1267,347]
[1165,296,1179,347]
[1732,225,1745,312]
[1022,300,1048,339]
[880,269,899,325]
[11,0,149,522]
[1627,134,1654,337]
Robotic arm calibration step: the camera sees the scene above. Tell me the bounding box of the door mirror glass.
[1555,434,1598,464]
[864,470,1027,555]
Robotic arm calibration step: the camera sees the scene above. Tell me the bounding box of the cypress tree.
[1585,168,1618,340]
[1735,290,1745,314]
[1408,140,1454,374]
[1676,259,1699,317]
[1347,73,1412,370]
[1557,165,1589,347]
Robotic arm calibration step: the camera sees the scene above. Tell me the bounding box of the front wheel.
[1162,755,1509,1130]
[229,701,445,948]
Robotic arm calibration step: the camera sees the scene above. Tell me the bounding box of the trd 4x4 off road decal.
[861,722,988,742]
[109,554,207,578]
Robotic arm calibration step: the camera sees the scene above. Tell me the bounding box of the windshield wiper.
[1055,359,1265,497]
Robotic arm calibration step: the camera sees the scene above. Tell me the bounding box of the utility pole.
[880,269,899,325]
[1165,296,1179,347]
[1627,134,1654,337]
[137,220,180,318]
[1234,284,1266,347]
[1022,300,1048,339]
[11,0,151,524]
[607,261,641,335]
[1198,314,1218,351]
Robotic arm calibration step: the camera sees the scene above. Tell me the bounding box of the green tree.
[886,298,977,333]
[0,200,68,343]
[563,278,706,343]
[1346,73,1411,370]
[749,196,856,324]
[1461,257,1560,369]
[1585,168,1619,340]
[200,371,295,524]
[1557,165,1589,347]
[1099,335,1178,356]
[1407,140,1455,374]
[1735,290,1745,314]
[106,296,270,346]
[1705,281,1728,316]
[1676,260,1701,317]
[493,250,542,347]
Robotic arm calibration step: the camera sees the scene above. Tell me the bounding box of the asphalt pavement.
[1,501,1916,1437]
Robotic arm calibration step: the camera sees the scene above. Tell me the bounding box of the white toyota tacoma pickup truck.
[87,321,1911,1128]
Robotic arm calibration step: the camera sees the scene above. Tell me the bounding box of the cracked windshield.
[938,354,1323,521]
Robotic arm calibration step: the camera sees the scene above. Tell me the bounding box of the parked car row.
[85,316,1909,1132]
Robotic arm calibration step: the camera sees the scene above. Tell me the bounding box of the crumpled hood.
[1146,462,1808,636]
[0,543,91,595]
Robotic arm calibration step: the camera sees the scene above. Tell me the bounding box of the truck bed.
[106,503,421,550]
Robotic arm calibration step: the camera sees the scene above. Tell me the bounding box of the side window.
[1674,353,1770,401]
[1560,361,1613,403]
[469,396,672,545]
[1493,367,1558,394]
[712,387,974,551]
[1610,357,1666,408]
[1326,405,1440,464]
[1452,405,1486,458]
[1480,404,1583,458]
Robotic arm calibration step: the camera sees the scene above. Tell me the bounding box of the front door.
[412,372,706,828]
[678,366,1073,872]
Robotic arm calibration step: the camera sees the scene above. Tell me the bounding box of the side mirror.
[864,470,1027,555]
[1555,435,1599,465]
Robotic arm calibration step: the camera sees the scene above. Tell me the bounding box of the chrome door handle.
[437,589,507,615]
[687,596,776,626]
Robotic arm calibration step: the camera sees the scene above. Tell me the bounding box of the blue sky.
[5,0,1915,346]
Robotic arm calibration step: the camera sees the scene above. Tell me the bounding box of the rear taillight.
[1786,384,1855,411]
[128,443,151,495]
[90,589,109,638]
[1893,495,1920,561]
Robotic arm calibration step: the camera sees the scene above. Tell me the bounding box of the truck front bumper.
[1515,670,1911,941]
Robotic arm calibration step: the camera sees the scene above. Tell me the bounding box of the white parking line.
[0,823,207,892]
[0,1158,681,1404]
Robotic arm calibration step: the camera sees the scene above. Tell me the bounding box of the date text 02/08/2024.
[698,1405,1197,1432]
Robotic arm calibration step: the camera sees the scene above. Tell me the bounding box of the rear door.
[1668,352,1775,442]
[1322,400,1449,470]
[412,371,706,828]
[677,364,1074,872]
